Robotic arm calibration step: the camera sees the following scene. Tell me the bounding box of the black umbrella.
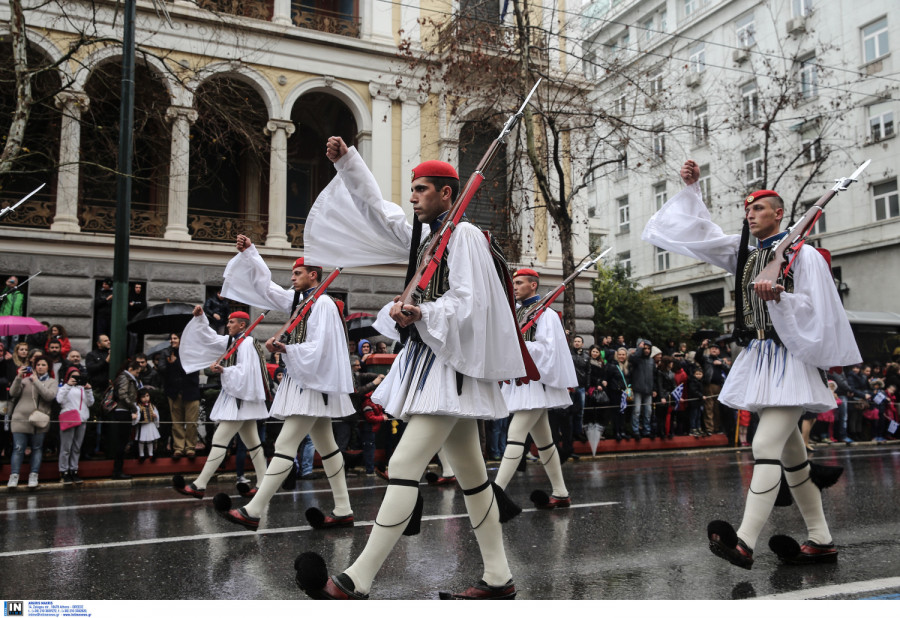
[346,313,379,340]
[143,339,173,358]
[691,329,719,343]
[127,302,195,335]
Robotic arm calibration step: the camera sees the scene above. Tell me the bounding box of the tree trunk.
[0,0,33,177]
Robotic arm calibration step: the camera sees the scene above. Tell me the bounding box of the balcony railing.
[79,200,168,238]
[292,2,360,38]
[188,207,268,243]
[196,0,274,21]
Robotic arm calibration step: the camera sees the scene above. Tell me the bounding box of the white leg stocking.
[243,415,316,518]
[343,415,455,595]
[236,421,267,484]
[194,421,243,490]
[437,447,454,477]
[309,418,352,517]
[531,410,568,499]
[736,406,802,550]
[782,426,832,545]
[494,410,539,490]
[443,418,513,588]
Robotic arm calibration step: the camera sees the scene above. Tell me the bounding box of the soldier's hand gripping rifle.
[272,267,343,345]
[519,248,611,334]
[214,310,268,365]
[753,159,870,286]
[397,79,542,312]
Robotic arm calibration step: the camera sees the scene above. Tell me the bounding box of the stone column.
[368,83,392,197]
[264,119,295,248]
[51,91,89,233]
[164,106,198,241]
[399,93,424,216]
[273,0,292,25]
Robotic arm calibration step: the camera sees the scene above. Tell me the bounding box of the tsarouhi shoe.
[295,553,369,600]
[707,520,754,569]
[172,475,205,499]
[306,507,354,529]
[769,535,838,565]
[438,579,517,600]
[219,507,260,531]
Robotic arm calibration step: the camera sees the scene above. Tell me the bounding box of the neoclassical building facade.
[0,1,596,352]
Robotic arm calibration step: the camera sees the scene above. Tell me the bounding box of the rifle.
[0,184,46,220]
[273,267,343,344]
[215,311,268,365]
[398,79,541,310]
[753,159,870,285]
[0,271,41,301]
[519,248,611,333]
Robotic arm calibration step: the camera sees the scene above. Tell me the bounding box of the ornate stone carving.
[188,213,267,242]
[292,5,360,38]
[79,203,167,237]
[0,197,54,230]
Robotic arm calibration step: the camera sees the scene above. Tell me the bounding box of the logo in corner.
[4,601,24,617]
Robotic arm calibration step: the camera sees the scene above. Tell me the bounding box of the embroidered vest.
[517,304,538,342]
[739,245,794,342]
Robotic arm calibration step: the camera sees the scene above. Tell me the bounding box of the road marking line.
[0,484,395,515]
[755,576,900,599]
[0,501,619,557]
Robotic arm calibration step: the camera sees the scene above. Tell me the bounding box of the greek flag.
[620,392,627,413]
[671,383,684,403]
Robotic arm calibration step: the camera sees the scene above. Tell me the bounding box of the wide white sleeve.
[179,314,229,374]
[526,310,578,390]
[642,182,743,274]
[222,244,294,313]
[374,301,401,341]
[768,245,862,368]
[303,146,423,267]
[415,223,525,381]
[220,336,266,402]
[282,295,354,393]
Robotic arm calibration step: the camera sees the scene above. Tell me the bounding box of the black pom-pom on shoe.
[425,471,439,484]
[768,534,801,560]
[294,552,329,594]
[172,474,185,489]
[236,481,252,496]
[213,492,233,512]
[530,489,550,508]
[305,507,326,529]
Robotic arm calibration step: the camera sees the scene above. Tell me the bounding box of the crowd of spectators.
[2,291,897,488]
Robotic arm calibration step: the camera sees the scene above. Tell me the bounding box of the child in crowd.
[687,367,705,437]
[737,410,751,447]
[132,388,160,462]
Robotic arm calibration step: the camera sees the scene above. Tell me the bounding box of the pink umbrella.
[0,316,48,337]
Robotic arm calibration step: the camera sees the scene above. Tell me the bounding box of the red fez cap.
[229,311,250,321]
[411,160,458,182]
[293,257,304,269]
[816,247,832,269]
[744,189,781,207]
[514,268,540,279]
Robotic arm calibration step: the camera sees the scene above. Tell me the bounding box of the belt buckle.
[756,329,766,340]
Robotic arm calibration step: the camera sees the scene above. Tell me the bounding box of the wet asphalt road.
[1,443,899,601]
